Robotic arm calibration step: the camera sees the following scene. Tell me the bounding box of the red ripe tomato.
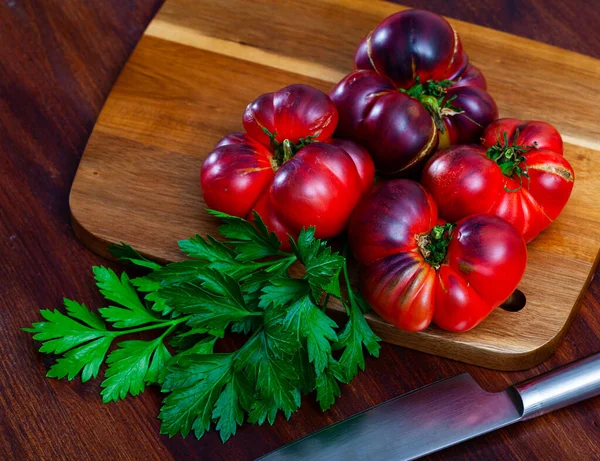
[348,179,527,332]
[201,84,375,248]
[422,118,574,242]
[330,9,498,176]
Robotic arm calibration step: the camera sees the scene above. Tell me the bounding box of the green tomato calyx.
[261,127,319,169]
[400,77,463,133]
[417,223,455,269]
[485,129,537,192]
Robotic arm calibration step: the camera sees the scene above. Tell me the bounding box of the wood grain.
[1,0,599,460]
[149,0,600,151]
[70,0,600,370]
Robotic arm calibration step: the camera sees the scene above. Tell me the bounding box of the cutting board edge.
[70,198,176,266]
[416,246,599,371]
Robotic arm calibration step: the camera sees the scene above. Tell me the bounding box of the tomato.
[201,84,375,247]
[329,9,498,176]
[348,179,527,332]
[421,118,574,242]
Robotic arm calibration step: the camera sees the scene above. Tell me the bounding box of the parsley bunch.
[25,210,381,442]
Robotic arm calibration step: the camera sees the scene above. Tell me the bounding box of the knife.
[259,352,600,460]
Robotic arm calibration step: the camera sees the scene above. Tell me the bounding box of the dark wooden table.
[1,1,598,459]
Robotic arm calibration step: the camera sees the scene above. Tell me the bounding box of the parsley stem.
[256,256,294,267]
[113,315,192,337]
[342,260,356,307]
[159,322,179,340]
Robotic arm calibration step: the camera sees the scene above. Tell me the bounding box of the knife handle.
[513,352,600,420]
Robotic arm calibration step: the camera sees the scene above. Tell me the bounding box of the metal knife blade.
[260,373,521,461]
[259,352,600,461]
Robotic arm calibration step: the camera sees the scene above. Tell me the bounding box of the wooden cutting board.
[70,0,600,371]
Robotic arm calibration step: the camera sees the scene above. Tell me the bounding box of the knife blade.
[259,353,600,460]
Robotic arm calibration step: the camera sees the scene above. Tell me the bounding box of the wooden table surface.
[1,1,598,459]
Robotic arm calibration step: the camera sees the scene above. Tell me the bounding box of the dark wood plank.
[399,0,600,60]
[0,1,598,460]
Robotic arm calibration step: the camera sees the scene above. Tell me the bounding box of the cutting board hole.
[500,289,526,312]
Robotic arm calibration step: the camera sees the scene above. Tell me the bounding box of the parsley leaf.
[247,398,278,426]
[132,277,175,317]
[259,278,309,309]
[209,209,281,260]
[240,259,295,295]
[293,347,316,394]
[108,242,163,271]
[158,270,259,332]
[179,233,237,262]
[101,337,171,402]
[169,336,217,363]
[24,299,115,382]
[212,371,254,441]
[282,295,338,375]
[47,336,114,382]
[291,227,344,300]
[25,298,110,354]
[177,238,257,281]
[145,341,173,386]
[236,319,301,422]
[26,210,382,444]
[94,266,159,328]
[160,353,235,439]
[229,314,262,335]
[315,366,341,411]
[334,273,381,383]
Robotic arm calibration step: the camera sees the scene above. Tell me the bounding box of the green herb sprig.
[25,210,381,442]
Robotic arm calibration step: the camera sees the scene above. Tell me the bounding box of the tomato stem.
[485,129,537,192]
[261,127,319,169]
[417,223,455,269]
[399,77,463,133]
[282,139,294,162]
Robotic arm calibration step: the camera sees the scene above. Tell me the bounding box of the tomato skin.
[243,84,338,148]
[354,9,468,87]
[330,9,498,175]
[329,139,375,194]
[445,214,527,308]
[434,213,528,331]
[482,119,563,154]
[200,133,274,218]
[361,252,436,332]
[420,145,503,222]
[270,142,364,238]
[349,179,527,332]
[349,180,438,265]
[438,81,497,147]
[422,118,574,242]
[330,70,436,174]
[201,84,374,248]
